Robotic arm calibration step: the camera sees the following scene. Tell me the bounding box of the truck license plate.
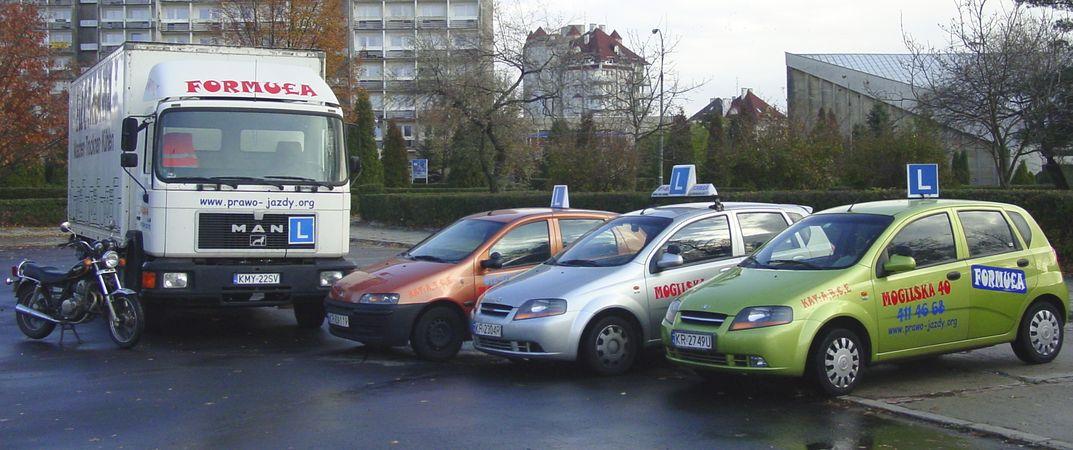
[672,331,713,351]
[327,313,349,328]
[472,322,502,338]
[233,273,280,285]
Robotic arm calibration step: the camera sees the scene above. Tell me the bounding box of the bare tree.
[412,1,566,192]
[905,0,1067,187]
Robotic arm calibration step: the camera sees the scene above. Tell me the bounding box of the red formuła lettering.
[184,80,318,97]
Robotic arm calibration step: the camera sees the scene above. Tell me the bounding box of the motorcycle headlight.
[514,298,567,320]
[729,306,793,331]
[359,293,400,305]
[102,251,120,269]
[664,298,683,324]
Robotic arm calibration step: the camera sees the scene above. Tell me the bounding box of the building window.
[127,8,151,20]
[198,36,217,45]
[165,35,190,44]
[102,31,124,45]
[355,4,382,19]
[355,32,382,48]
[128,31,150,42]
[387,3,415,18]
[389,34,413,49]
[419,3,447,17]
[360,63,382,79]
[450,2,478,17]
[102,8,124,20]
[164,7,190,20]
[196,7,219,20]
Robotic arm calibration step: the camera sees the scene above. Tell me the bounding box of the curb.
[843,396,1073,449]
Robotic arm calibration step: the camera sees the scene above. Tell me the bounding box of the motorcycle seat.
[22,263,68,284]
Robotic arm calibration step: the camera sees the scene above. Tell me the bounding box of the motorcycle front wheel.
[107,293,144,349]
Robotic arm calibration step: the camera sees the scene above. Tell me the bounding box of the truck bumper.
[140,258,354,307]
[324,299,423,347]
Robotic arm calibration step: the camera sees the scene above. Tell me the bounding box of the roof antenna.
[709,195,724,211]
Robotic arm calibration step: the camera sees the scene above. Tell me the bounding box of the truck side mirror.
[349,156,362,178]
[481,252,503,270]
[120,152,138,168]
[121,117,140,152]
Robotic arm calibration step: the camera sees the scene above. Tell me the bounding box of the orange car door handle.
[1017,258,1030,268]
[946,271,961,281]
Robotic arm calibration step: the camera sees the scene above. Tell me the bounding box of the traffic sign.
[411,159,428,183]
[551,185,570,208]
[907,164,939,198]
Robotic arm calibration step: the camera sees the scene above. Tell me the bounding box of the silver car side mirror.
[656,252,684,270]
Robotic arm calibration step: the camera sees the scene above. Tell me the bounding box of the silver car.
[471,201,813,375]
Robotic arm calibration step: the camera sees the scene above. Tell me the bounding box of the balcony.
[385,80,416,91]
[449,19,478,29]
[418,18,447,29]
[384,49,414,59]
[80,42,99,51]
[355,19,383,30]
[385,18,414,29]
[102,0,123,4]
[125,0,151,4]
[357,49,383,59]
[162,22,190,31]
[385,110,416,120]
[101,20,124,28]
[125,20,152,29]
[47,0,74,5]
[357,80,384,90]
[47,20,72,30]
[191,21,219,31]
[49,41,73,52]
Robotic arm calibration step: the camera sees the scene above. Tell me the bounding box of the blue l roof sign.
[907,163,939,198]
[668,165,697,196]
[551,185,569,208]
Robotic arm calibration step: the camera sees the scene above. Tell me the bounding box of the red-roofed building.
[522,24,648,119]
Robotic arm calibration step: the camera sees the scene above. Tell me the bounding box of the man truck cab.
[68,43,357,327]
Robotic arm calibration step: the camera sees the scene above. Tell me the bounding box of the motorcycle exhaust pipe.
[15,304,60,323]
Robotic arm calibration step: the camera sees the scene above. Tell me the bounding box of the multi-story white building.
[347,0,491,149]
[521,24,647,121]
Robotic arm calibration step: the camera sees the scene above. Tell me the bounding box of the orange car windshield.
[407,219,505,263]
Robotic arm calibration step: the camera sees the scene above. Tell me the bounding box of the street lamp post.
[652,28,665,185]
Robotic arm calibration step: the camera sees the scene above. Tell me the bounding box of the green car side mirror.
[883,254,917,275]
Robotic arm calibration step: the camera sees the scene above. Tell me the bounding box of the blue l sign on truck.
[907,164,939,198]
[288,216,315,245]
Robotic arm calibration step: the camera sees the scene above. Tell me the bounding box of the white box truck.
[68,43,358,328]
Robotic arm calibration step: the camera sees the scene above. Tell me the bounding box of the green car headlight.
[664,299,682,323]
[514,298,567,320]
[729,306,793,331]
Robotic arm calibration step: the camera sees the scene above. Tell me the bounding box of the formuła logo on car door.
[971,265,1027,294]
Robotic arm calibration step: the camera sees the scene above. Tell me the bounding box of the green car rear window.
[1007,211,1033,246]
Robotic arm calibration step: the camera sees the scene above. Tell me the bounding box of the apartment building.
[348,0,491,149]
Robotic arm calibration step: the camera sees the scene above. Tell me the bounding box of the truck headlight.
[359,293,399,304]
[514,298,566,320]
[319,270,344,287]
[729,306,793,331]
[664,299,682,323]
[102,251,121,269]
[162,272,188,289]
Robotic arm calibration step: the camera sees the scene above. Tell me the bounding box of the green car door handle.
[1017,258,1030,268]
[947,271,961,281]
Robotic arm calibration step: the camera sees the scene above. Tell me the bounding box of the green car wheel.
[810,328,864,396]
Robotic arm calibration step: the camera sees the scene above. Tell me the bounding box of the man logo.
[232,224,284,234]
[250,235,267,247]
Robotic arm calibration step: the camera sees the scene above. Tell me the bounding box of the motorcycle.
[5,222,144,348]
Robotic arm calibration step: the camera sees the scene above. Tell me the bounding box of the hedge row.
[0,187,67,200]
[359,189,1073,268]
[0,198,68,227]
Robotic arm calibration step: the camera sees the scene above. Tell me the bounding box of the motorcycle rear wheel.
[107,293,144,349]
[16,285,55,340]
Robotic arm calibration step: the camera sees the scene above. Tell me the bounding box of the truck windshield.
[741,213,893,270]
[550,216,672,267]
[154,109,346,185]
[405,219,506,263]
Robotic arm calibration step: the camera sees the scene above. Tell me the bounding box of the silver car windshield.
[405,219,505,263]
[742,213,893,270]
[551,216,672,267]
[154,110,347,185]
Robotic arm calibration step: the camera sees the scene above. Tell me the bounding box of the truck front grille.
[198,213,314,250]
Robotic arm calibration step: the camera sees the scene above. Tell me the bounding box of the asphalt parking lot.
[0,244,1029,448]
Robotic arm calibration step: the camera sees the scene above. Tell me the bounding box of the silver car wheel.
[1030,309,1061,356]
[824,337,859,389]
[595,324,629,368]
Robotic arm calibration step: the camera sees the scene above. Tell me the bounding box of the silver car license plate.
[233,273,280,285]
[473,322,502,338]
[672,331,713,351]
[327,313,349,328]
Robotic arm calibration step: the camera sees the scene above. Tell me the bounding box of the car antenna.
[709,195,725,211]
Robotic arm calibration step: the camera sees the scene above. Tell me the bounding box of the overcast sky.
[506,0,1019,114]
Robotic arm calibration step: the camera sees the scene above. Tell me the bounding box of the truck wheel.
[411,306,464,362]
[581,315,638,376]
[809,328,864,396]
[16,286,55,340]
[293,302,325,329]
[1012,301,1064,364]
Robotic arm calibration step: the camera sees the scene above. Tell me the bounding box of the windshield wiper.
[410,254,448,263]
[265,176,330,191]
[175,176,285,190]
[557,259,600,267]
[766,259,821,269]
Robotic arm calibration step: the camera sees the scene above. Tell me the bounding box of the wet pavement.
[0,246,1023,448]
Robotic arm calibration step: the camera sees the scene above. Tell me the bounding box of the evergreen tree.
[952,151,972,185]
[866,103,890,137]
[382,121,409,187]
[446,124,488,187]
[662,113,693,178]
[349,90,383,185]
[702,112,724,183]
[1011,161,1036,185]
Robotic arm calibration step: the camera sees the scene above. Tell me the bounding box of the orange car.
[325,208,615,360]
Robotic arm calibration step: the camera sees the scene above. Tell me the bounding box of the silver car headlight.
[101,251,120,269]
[359,293,400,305]
[664,298,682,323]
[513,298,567,320]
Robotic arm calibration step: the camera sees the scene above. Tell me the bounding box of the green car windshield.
[742,213,893,270]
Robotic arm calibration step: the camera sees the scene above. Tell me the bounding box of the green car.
[661,199,1069,395]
